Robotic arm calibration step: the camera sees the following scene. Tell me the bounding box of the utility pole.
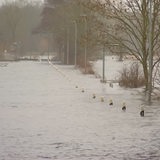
[148,0,153,104]
[66,27,69,65]
[102,44,106,82]
[80,14,87,73]
[84,16,87,73]
[73,20,77,67]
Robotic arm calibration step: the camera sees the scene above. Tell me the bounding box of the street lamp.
[148,0,153,104]
[66,27,70,65]
[73,20,78,67]
[80,14,87,73]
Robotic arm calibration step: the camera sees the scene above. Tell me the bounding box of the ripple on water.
[37,155,52,159]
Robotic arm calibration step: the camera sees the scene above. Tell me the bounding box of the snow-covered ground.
[0,58,160,160]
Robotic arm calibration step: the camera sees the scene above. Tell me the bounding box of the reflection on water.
[0,61,160,160]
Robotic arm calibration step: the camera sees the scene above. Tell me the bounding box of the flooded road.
[0,61,160,160]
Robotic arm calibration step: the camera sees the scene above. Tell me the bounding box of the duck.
[140,106,144,117]
[122,102,126,111]
[101,96,104,102]
[109,99,113,105]
[92,93,96,99]
[109,82,113,88]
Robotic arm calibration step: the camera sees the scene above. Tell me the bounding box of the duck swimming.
[109,99,113,105]
[109,82,113,88]
[122,102,126,111]
[101,97,104,102]
[92,93,96,99]
[140,105,144,117]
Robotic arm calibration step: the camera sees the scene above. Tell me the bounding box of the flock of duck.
[49,61,145,117]
[79,87,145,117]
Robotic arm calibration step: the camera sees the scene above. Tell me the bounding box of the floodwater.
[0,61,160,160]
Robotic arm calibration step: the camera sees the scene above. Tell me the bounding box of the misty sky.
[0,0,44,5]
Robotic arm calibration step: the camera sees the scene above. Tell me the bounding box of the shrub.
[119,62,145,88]
[80,62,95,74]
[77,55,95,74]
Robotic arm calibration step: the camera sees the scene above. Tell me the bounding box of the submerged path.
[0,61,160,160]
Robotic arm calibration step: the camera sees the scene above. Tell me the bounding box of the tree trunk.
[142,62,148,91]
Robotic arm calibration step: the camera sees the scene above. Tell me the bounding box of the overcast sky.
[0,0,44,5]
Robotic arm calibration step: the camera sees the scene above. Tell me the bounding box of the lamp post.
[148,0,153,104]
[84,16,87,73]
[47,33,50,61]
[102,44,106,82]
[66,27,70,65]
[73,20,77,67]
[80,14,87,73]
[84,17,87,73]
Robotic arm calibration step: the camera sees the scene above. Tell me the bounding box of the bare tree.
[0,0,42,55]
[0,1,22,43]
[80,0,160,92]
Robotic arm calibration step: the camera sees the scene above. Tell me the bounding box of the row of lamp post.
[74,15,119,81]
[43,2,88,72]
